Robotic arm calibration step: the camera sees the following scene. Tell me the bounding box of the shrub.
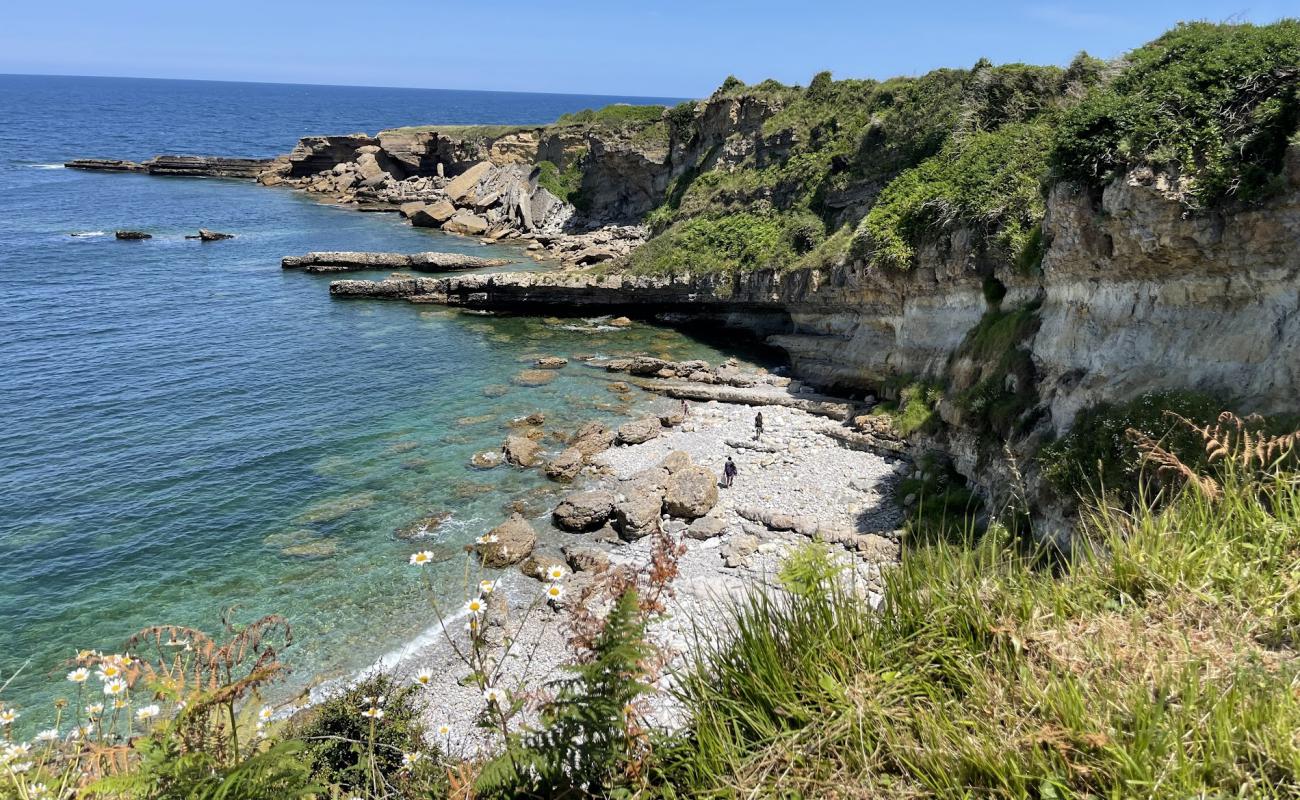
[1039,391,1224,505]
[290,673,435,794]
[624,212,825,275]
[870,381,943,437]
[860,121,1054,270]
[555,103,666,128]
[1052,21,1300,208]
[535,158,584,205]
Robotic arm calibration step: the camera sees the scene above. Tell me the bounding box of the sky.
[0,1,1294,98]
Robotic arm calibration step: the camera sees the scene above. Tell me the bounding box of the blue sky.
[1,1,1293,97]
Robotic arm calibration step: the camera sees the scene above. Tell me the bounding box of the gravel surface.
[363,397,909,756]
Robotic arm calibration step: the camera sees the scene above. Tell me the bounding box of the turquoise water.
[0,76,749,725]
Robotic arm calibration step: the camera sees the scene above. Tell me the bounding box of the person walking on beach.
[722,456,737,488]
[754,411,764,440]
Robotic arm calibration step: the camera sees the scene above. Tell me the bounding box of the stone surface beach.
[378,380,908,755]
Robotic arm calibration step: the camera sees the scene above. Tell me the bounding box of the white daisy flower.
[135,704,160,722]
[34,729,60,743]
[401,750,424,769]
[414,668,434,686]
[547,565,567,581]
[465,597,487,616]
[103,678,128,696]
[478,579,497,595]
[2,742,31,764]
[258,705,273,722]
[85,703,104,716]
[482,686,506,706]
[475,533,499,546]
[545,583,564,602]
[0,708,18,725]
[9,761,33,774]
[27,783,48,799]
[409,550,435,566]
[95,663,122,681]
[361,707,384,719]
[112,697,127,709]
[67,667,90,683]
[436,724,451,736]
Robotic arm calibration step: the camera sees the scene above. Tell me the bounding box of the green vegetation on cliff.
[1053,21,1300,208]
[619,20,1298,277]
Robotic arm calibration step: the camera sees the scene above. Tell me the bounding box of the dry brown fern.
[1126,410,1299,499]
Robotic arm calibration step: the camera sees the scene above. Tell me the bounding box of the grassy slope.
[664,470,1300,797]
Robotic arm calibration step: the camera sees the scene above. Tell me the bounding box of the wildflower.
[113,698,127,710]
[475,533,498,545]
[436,724,450,736]
[465,596,487,616]
[414,668,434,687]
[258,705,273,722]
[361,706,384,720]
[34,729,59,743]
[27,783,48,798]
[482,686,506,706]
[103,678,127,696]
[409,550,435,566]
[2,742,31,764]
[401,751,424,770]
[95,663,122,681]
[478,579,497,595]
[135,704,160,721]
[67,667,89,683]
[255,722,268,739]
[545,583,564,602]
[76,723,93,737]
[547,564,567,581]
[9,761,33,774]
[85,703,104,716]
[0,708,17,725]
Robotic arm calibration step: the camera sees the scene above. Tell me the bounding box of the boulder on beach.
[502,436,542,468]
[663,466,720,519]
[613,486,663,540]
[518,550,567,581]
[477,514,537,568]
[544,447,585,483]
[115,230,151,240]
[563,544,611,574]
[402,200,457,228]
[686,515,729,540]
[660,451,693,474]
[570,422,614,458]
[617,417,662,445]
[553,489,616,532]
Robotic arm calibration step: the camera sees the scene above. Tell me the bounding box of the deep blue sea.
[0,75,736,725]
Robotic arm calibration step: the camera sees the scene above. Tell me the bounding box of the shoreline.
[362,390,908,756]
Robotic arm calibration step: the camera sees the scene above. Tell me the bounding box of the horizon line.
[0,70,693,102]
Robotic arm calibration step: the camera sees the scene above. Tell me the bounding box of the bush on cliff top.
[1052,20,1300,208]
[555,103,667,128]
[858,120,1055,269]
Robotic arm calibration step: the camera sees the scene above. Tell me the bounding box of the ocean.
[0,74,743,725]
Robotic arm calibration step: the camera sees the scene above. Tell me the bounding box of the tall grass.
[666,471,1300,797]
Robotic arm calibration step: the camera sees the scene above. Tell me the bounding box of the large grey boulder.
[613,486,663,540]
[663,466,719,519]
[617,417,662,445]
[477,514,537,568]
[553,489,616,532]
[402,200,457,227]
[442,211,490,236]
[444,161,493,203]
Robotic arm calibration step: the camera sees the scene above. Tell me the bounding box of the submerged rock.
[535,356,568,369]
[114,230,152,240]
[395,511,452,540]
[513,369,557,387]
[198,228,234,241]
